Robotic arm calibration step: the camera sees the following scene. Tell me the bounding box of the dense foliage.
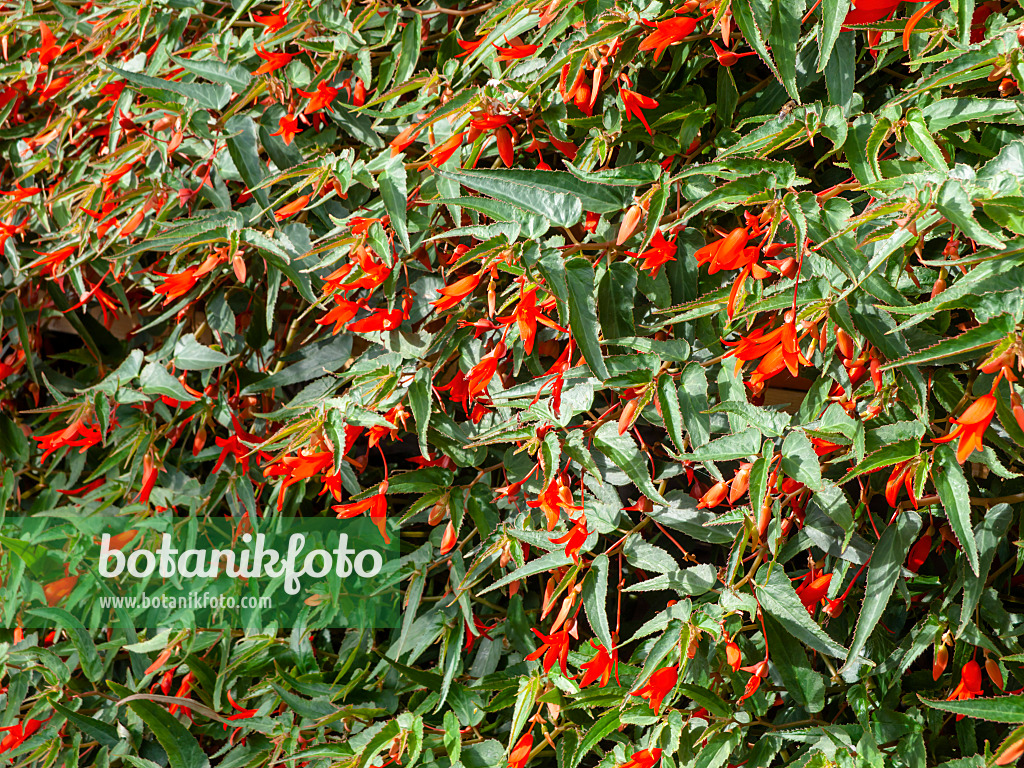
[5,0,1024,766]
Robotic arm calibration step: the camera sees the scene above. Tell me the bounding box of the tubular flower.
[549,513,589,562]
[932,394,998,463]
[693,227,751,273]
[528,473,583,530]
[626,230,677,278]
[333,483,390,543]
[390,123,422,156]
[252,46,293,75]
[947,660,983,719]
[697,480,729,510]
[638,16,700,63]
[252,10,288,32]
[270,113,301,145]
[297,81,339,114]
[509,732,533,768]
[0,717,49,758]
[432,274,481,312]
[420,132,466,169]
[316,296,362,335]
[526,628,572,675]
[725,641,742,672]
[578,641,619,688]
[632,665,678,715]
[32,410,103,462]
[620,87,659,135]
[494,43,540,61]
[738,659,769,703]
[885,459,918,507]
[43,574,78,606]
[619,749,663,768]
[796,573,832,614]
[907,529,933,573]
[265,449,335,510]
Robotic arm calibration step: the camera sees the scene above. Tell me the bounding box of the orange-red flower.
[526,628,572,674]
[509,732,533,768]
[694,227,752,273]
[796,573,832,615]
[455,39,483,58]
[494,43,539,61]
[433,274,481,312]
[550,514,589,563]
[421,132,466,169]
[738,659,768,702]
[27,22,77,67]
[297,81,339,114]
[43,574,78,606]
[333,483,390,543]
[578,641,619,688]
[32,410,103,462]
[528,473,582,530]
[947,660,983,719]
[316,296,362,335]
[266,449,335,510]
[843,0,900,25]
[252,46,293,75]
[632,665,677,714]
[626,230,677,278]
[710,41,757,67]
[620,87,659,135]
[619,748,662,768]
[0,717,49,757]
[906,530,932,573]
[933,394,997,463]
[638,16,699,62]
[274,193,310,221]
[725,641,742,672]
[270,113,301,145]
[390,123,422,156]
[252,10,288,32]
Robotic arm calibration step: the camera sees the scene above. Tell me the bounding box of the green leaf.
[394,14,422,88]
[139,362,194,401]
[842,510,922,673]
[435,168,584,227]
[818,0,851,71]
[770,0,803,102]
[781,430,823,491]
[756,564,849,659]
[657,374,686,454]
[28,607,102,683]
[676,427,762,462]
[173,55,252,92]
[592,422,667,504]
[581,554,614,651]
[763,613,825,712]
[933,445,980,576]
[959,503,1013,636]
[880,314,1014,370]
[380,154,410,253]
[678,363,711,447]
[110,65,231,111]
[408,367,432,459]
[920,694,1024,723]
[570,709,621,768]
[732,0,781,86]
[123,698,211,768]
[508,676,540,756]
[51,701,119,748]
[904,107,948,172]
[173,334,234,370]
[936,180,1004,249]
[564,257,609,380]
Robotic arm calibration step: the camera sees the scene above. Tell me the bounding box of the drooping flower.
[43,575,78,606]
[578,641,619,688]
[526,628,572,675]
[738,659,769,703]
[638,16,700,63]
[632,665,678,714]
[252,9,288,32]
[795,573,832,615]
[693,227,751,273]
[710,41,757,67]
[620,87,659,135]
[509,732,534,768]
[32,410,103,462]
[432,274,481,312]
[0,717,49,758]
[528,473,582,530]
[274,193,310,221]
[947,660,983,719]
[619,748,662,768]
[316,296,362,335]
[333,483,390,543]
[725,640,742,672]
[420,132,466,169]
[270,112,301,145]
[265,449,335,510]
[626,230,677,278]
[297,81,339,114]
[252,46,293,75]
[549,514,589,563]
[933,394,998,463]
[494,42,540,61]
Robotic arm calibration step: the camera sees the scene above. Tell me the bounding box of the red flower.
[626,230,677,278]
[620,87,659,135]
[795,573,832,615]
[509,732,533,768]
[693,227,751,273]
[265,449,335,510]
[32,410,103,462]
[297,81,339,114]
[333,483,390,543]
[138,452,159,505]
[947,660,983,719]
[252,10,288,32]
[433,274,481,312]
[738,659,768,702]
[494,43,540,61]
[466,343,506,399]
[697,480,728,510]
[725,641,742,672]
[390,123,422,156]
[549,514,589,563]
[420,132,466,169]
[43,575,78,606]
[632,665,677,714]
[270,112,301,145]
[0,717,49,757]
[843,0,900,25]
[153,267,198,304]
[348,307,405,333]
[619,748,662,768]
[933,394,997,463]
[710,41,757,67]
[455,39,483,58]
[526,628,572,675]
[274,193,310,221]
[316,296,362,335]
[906,530,933,573]
[253,46,293,75]
[528,473,582,530]
[27,22,78,67]
[638,16,699,62]
[578,641,619,688]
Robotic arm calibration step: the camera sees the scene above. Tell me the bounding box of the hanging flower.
[526,628,572,675]
[578,641,619,688]
[932,394,998,463]
[632,665,677,714]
